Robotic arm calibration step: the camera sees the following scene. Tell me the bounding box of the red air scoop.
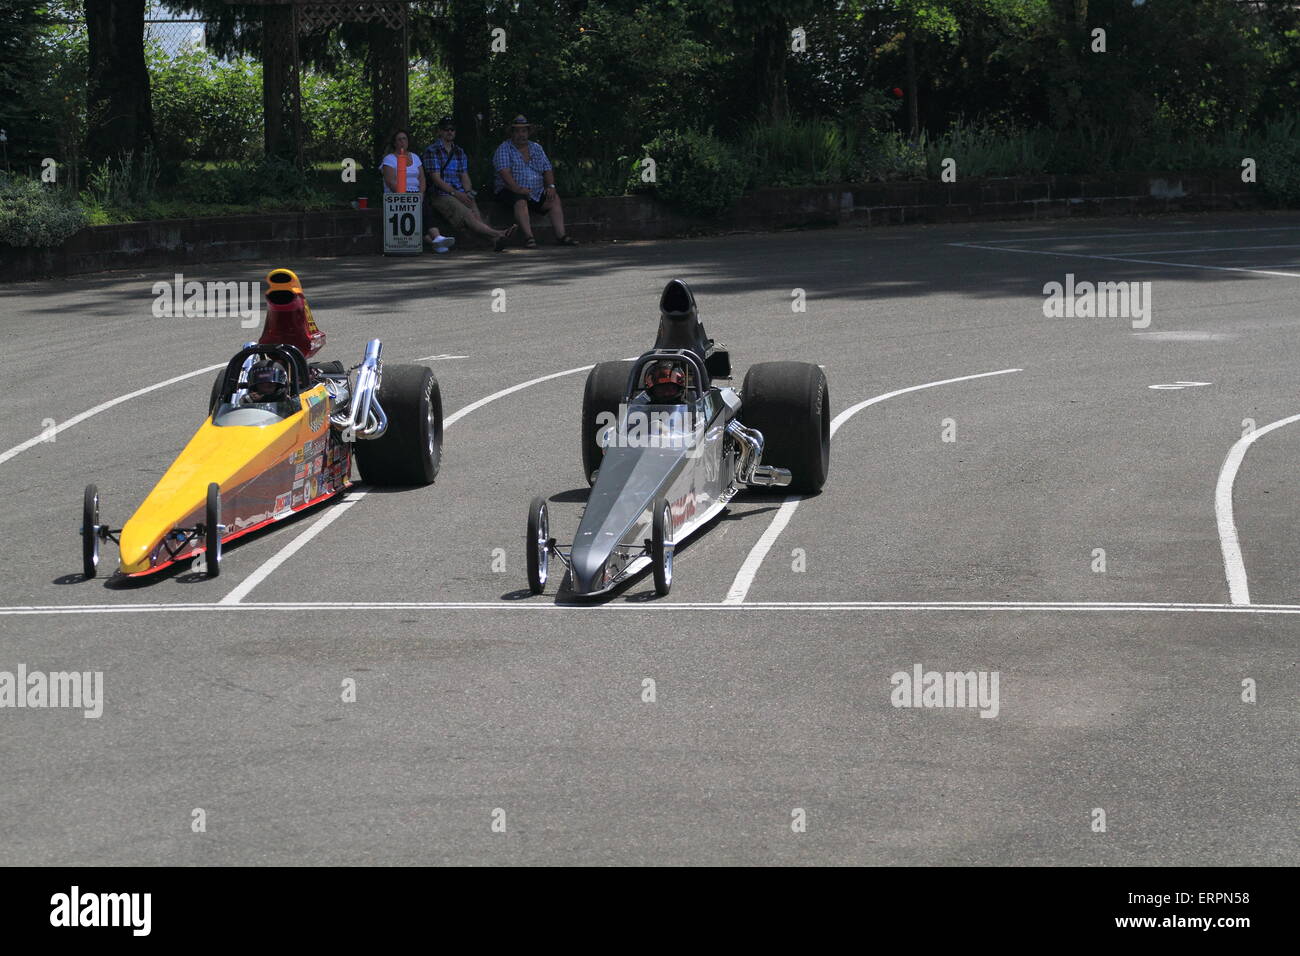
[260,288,325,358]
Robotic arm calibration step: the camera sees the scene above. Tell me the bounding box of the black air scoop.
[655,279,710,361]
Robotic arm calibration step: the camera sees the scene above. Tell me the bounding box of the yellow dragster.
[79,269,443,580]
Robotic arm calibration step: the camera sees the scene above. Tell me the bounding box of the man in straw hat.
[491,115,578,248]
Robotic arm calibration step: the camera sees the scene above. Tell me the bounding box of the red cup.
[357,197,368,209]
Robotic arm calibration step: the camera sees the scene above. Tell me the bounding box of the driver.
[643,360,687,403]
[245,361,289,404]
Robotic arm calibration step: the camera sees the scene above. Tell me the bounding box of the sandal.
[555,235,579,246]
[494,225,518,252]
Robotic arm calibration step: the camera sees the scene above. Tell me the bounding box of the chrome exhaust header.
[727,420,791,487]
[331,338,388,439]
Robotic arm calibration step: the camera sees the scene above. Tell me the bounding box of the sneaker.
[432,236,456,253]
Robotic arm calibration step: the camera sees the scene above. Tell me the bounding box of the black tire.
[526,496,549,595]
[740,361,830,493]
[82,483,99,579]
[651,497,673,596]
[580,360,633,485]
[202,482,222,578]
[354,364,443,485]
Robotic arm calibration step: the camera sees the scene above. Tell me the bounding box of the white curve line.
[1215,412,1300,605]
[948,242,1300,278]
[723,367,1023,605]
[9,600,1300,617]
[219,363,597,605]
[216,490,367,605]
[443,364,594,428]
[0,363,227,468]
[959,227,1300,245]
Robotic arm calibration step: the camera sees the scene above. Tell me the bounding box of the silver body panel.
[569,388,740,595]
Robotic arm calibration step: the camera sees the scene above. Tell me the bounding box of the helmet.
[247,361,289,402]
[644,360,687,403]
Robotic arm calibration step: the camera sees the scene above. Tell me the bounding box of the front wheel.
[82,484,100,579]
[651,497,673,596]
[202,482,222,579]
[526,496,549,595]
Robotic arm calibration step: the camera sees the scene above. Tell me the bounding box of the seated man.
[492,115,578,248]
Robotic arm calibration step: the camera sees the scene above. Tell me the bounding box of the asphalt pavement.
[1,211,1297,864]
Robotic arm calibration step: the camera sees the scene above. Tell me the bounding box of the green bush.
[83,149,161,210]
[0,175,87,247]
[1256,115,1300,206]
[741,118,851,188]
[921,120,1051,179]
[149,45,262,165]
[635,129,747,218]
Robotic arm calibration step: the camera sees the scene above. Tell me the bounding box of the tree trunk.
[84,0,155,167]
[905,30,919,140]
[753,17,790,121]
[450,0,491,161]
[261,3,297,162]
[366,21,409,163]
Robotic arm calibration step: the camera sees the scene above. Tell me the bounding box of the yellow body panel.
[118,387,326,573]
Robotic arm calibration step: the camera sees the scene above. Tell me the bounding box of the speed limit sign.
[383,193,423,255]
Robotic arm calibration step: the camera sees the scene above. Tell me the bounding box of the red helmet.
[644,361,686,402]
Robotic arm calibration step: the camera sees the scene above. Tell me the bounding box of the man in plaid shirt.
[492,115,578,248]
[424,116,515,251]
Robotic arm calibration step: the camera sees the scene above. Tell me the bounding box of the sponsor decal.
[307,476,319,500]
[294,461,307,480]
[308,392,326,432]
[274,493,290,513]
[291,489,304,507]
[670,490,696,530]
[291,447,305,464]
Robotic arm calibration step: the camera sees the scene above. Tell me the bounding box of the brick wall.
[0,171,1265,281]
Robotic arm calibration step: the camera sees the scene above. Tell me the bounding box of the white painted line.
[1215,412,1300,605]
[220,362,597,603]
[217,490,367,605]
[722,367,1023,604]
[1148,381,1211,390]
[962,227,1299,245]
[1086,243,1300,256]
[949,242,1300,278]
[723,496,801,603]
[443,364,594,428]
[9,600,1300,617]
[0,363,227,468]
[413,354,468,362]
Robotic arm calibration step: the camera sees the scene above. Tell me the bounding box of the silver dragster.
[524,279,831,597]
